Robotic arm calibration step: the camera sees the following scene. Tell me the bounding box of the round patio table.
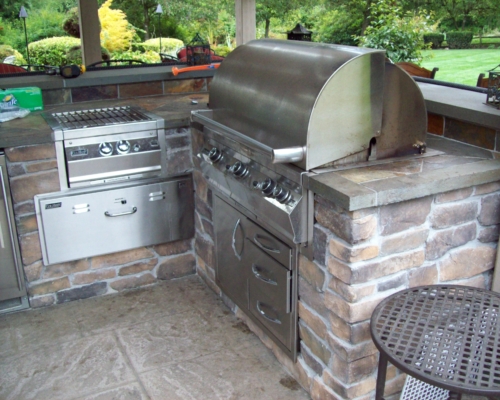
[370,285,500,400]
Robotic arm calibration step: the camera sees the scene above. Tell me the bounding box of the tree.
[0,0,33,20]
[110,0,157,40]
[256,0,302,38]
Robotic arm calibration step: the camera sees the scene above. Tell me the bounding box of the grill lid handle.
[272,147,305,164]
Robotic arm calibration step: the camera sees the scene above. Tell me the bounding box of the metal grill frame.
[370,285,500,397]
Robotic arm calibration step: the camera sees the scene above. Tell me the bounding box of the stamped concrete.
[0,275,310,400]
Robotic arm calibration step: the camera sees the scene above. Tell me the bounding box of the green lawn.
[420,49,500,86]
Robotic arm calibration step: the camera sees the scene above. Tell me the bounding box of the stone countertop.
[0,93,209,149]
[417,82,500,131]
[306,134,500,211]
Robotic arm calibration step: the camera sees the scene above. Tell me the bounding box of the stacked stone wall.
[6,127,196,308]
[297,183,500,399]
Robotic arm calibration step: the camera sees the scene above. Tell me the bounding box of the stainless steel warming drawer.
[35,176,194,265]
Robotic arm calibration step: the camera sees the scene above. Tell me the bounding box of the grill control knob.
[254,178,276,197]
[99,142,113,156]
[133,143,141,152]
[273,186,292,204]
[116,140,131,154]
[230,161,249,178]
[208,147,223,163]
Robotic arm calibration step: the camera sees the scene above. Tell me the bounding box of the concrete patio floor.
[0,275,310,400]
[0,274,493,400]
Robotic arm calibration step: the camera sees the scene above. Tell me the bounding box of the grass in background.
[471,37,500,46]
[420,49,500,86]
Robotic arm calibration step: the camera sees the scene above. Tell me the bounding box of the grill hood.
[194,39,427,171]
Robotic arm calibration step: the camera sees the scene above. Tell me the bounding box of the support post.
[235,0,256,46]
[78,0,102,67]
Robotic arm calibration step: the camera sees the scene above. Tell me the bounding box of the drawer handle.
[252,264,277,285]
[232,218,243,261]
[253,234,280,253]
[256,301,281,325]
[104,207,137,217]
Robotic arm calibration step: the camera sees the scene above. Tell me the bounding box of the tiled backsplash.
[42,77,211,106]
[428,112,500,155]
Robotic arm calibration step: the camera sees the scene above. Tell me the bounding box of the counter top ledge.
[418,82,500,130]
[0,93,209,149]
[308,135,500,211]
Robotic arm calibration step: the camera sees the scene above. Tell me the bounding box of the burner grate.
[51,106,152,130]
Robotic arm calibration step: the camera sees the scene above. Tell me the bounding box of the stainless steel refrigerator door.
[36,177,194,265]
[0,153,28,305]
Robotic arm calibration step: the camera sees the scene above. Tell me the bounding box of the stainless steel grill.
[191,39,430,362]
[50,106,152,130]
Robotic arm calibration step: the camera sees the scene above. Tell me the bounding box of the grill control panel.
[201,141,302,210]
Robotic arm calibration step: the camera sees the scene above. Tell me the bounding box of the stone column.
[78,0,102,66]
[235,0,256,46]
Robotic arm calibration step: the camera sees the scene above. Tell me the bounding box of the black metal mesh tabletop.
[370,285,500,397]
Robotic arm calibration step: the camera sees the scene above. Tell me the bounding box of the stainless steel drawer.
[35,176,193,265]
[245,218,291,268]
[247,240,293,351]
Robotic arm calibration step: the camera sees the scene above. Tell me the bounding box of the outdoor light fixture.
[155,4,163,55]
[19,6,30,66]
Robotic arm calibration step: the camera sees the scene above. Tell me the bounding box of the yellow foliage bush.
[98,0,135,52]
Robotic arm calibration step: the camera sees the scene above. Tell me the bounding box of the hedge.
[29,37,81,66]
[423,33,445,49]
[142,38,184,56]
[446,31,473,49]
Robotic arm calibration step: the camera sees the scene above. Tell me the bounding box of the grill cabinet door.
[0,154,27,304]
[214,195,249,310]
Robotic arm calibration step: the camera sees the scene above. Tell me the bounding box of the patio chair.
[395,62,439,79]
[0,63,28,74]
[477,73,489,88]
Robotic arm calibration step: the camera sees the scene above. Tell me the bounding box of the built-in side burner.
[42,106,167,189]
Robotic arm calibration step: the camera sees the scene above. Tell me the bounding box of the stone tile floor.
[0,275,311,400]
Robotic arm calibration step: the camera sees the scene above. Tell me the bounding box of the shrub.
[0,45,26,65]
[98,0,135,52]
[358,2,434,63]
[63,7,80,38]
[213,45,232,57]
[109,50,161,64]
[142,38,184,57]
[446,31,473,49]
[29,37,80,66]
[423,33,444,49]
[66,46,110,66]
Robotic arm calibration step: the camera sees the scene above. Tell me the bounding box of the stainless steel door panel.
[245,219,291,268]
[0,154,27,303]
[36,177,193,265]
[213,195,249,309]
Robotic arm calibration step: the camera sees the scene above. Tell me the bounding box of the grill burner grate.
[51,106,152,130]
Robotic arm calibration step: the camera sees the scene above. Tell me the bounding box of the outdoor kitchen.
[1,39,500,399]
